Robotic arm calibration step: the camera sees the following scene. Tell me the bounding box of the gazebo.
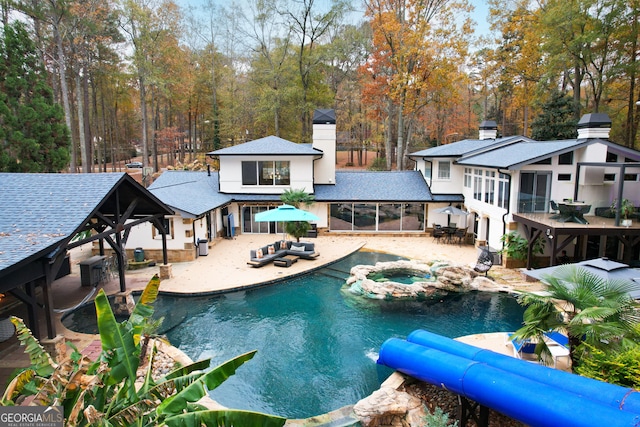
[0,173,174,339]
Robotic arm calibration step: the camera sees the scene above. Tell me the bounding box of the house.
[409,114,640,266]
[129,109,462,262]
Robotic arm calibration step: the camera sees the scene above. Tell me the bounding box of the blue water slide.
[378,337,640,427]
[406,329,640,414]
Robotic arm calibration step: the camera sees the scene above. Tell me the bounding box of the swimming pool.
[63,251,526,419]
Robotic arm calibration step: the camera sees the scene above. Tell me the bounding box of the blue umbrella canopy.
[254,204,319,222]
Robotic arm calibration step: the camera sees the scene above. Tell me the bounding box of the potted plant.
[499,231,545,268]
[611,198,636,227]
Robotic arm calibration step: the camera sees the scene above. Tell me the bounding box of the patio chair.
[550,200,559,213]
[473,248,493,278]
[432,227,445,244]
[454,228,466,245]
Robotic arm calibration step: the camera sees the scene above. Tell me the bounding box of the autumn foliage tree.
[362,0,472,170]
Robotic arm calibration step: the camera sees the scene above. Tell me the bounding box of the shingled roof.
[0,172,173,281]
[149,171,232,217]
[314,171,438,202]
[207,136,322,156]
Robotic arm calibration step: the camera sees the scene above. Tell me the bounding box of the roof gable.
[0,173,172,273]
[208,136,322,156]
[456,139,587,169]
[409,136,528,158]
[149,171,232,217]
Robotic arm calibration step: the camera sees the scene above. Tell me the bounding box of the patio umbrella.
[432,205,469,227]
[255,204,319,240]
[254,204,319,222]
[523,257,640,299]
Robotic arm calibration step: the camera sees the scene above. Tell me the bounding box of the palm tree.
[280,188,315,242]
[512,266,640,371]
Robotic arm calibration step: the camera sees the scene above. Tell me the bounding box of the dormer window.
[242,161,290,186]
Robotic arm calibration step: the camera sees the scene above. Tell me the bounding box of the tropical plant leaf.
[10,316,56,377]
[157,350,257,415]
[163,359,211,381]
[137,274,161,306]
[107,398,157,427]
[163,409,286,427]
[94,289,139,396]
[1,368,36,403]
[130,275,161,346]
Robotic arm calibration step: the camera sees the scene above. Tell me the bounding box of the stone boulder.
[353,386,426,427]
[344,260,484,300]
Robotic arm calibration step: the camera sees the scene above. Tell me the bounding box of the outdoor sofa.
[247,240,319,267]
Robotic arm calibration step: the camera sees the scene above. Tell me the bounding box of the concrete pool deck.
[0,234,556,393]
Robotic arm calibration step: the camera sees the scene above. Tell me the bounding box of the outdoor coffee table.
[273,254,300,268]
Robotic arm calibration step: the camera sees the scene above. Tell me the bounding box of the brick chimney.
[479,120,498,140]
[312,109,336,184]
[577,113,611,139]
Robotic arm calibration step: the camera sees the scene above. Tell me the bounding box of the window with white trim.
[497,173,509,209]
[473,169,483,201]
[464,168,472,188]
[152,218,174,240]
[484,171,495,204]
[242,161,290,186]
[438,161,450,179]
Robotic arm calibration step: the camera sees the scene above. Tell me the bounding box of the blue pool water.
[63,251,526,419]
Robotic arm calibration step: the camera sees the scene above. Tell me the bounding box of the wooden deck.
[514,213,640,232]
[512,213,640,269]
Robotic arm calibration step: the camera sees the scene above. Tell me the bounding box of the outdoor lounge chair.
[473,248,493,277]
[509,335,537,361]
[544,331,571,368]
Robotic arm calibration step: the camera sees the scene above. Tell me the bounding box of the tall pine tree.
[0,21,70,172]
[531,89,578,141]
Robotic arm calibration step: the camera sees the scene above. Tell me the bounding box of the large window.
[329,203,424,231]
[518,172,551,212]
[484,171,495,204]
[464,168,472,188]
[242,206,286,234]
[497,173,509,209]
[438,161,450,179]
[473,169,483,201]
[242,161,290,186]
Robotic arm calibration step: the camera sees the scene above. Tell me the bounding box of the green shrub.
[422,406,458,427]
[574,342,640,388]
[499,231,544,261]
[368,158,387,171]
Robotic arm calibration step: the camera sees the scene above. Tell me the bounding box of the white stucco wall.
[312,124,336,184]
[218,156,315,194]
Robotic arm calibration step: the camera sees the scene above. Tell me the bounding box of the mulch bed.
[406,381,526,427]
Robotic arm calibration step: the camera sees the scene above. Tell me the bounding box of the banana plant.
[1,275,286,427]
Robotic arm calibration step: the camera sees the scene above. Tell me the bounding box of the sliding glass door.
[518,172,551,213]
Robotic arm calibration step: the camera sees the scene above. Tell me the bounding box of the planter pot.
[622,219,633,227]
[503,258,527,269]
